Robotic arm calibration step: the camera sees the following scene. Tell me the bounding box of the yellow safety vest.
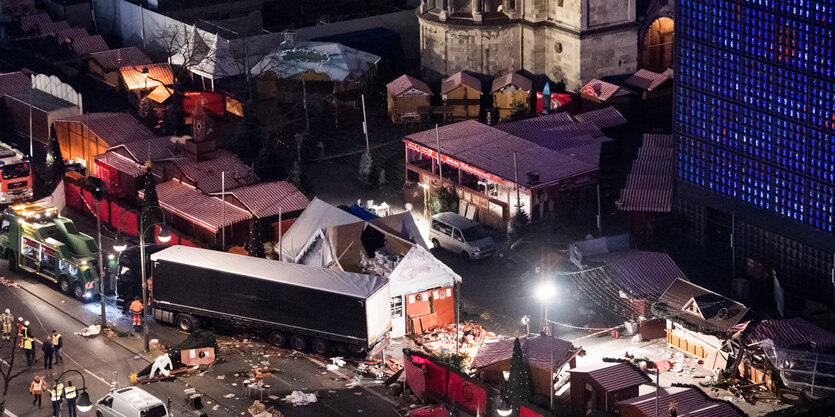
[52,334,62,345]
[23,338,33,349]
[64,386,77,400]
[50,384,64,401]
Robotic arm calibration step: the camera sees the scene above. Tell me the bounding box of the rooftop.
[491,71,532,92]
[56,113,155,147]
[386,74,432,96]
[172,150,258,194]
[251,41,380,82]
[120,63,174,90]
[89,47,152,71]
[617,385,746,417]
[568,360,651,392]
[140,180,251,233]
[0,72,30,97]
[580,78,632,101]
[441,71,482,95]
[745,318,835,350]
[472,335,578,371]
[657,279,748,334]
[4,89,76,112]
[215,181,309,218]
[624,68,671,91]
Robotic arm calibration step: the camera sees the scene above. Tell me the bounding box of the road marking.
[306,356,398,406]
[5,409,18,417]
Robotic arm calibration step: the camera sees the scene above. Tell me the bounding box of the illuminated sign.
[406,141,507,185]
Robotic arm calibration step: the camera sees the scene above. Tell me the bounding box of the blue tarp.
[344,204,379,220]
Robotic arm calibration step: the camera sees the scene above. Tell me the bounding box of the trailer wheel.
[289,334,308,351]
[176,314,200,332]
[334,343,348,355]
[311,338,330,356]
[72,283,85,300]
[268,331,288,348]
[58,276,71,294]
[5,251,16,271]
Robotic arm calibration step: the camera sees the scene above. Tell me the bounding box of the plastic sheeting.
[151,246,387,298]
[278,198,362,261]
[388,246,460,297]
[760,339,835,399]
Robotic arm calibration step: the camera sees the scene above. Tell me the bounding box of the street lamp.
[114,206,171,352]
[58,369,93,412]
[496,393,512,417]
[534,280,558,411]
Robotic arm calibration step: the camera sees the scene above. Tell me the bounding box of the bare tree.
[0,340,25,416]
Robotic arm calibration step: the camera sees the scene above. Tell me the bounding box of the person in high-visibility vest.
[52,330,63,365]
[50,380,64,417]
[17,317,26,348]
[64,381,77,417]
[23,336,35,367]
[130,297,144,331]
[29,375,46,408]
[0,309,13,341]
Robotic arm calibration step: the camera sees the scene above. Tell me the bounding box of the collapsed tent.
[277,197,362,261]
[760,339,835,399]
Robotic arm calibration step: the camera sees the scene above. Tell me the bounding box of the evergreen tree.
[509,99,529,121]
[139,165,161,243]
[44,125,66,191]
[358,151,373,185]
[508,206,530,242]
[506,337,530,416]
[429,184,457,215]
[247,216,266,258]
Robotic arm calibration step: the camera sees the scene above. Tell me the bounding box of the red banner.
[404,351,486,415]
[520,406,545,417]
[406,141,506,185]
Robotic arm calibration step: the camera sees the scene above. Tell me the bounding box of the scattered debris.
[76,324,101,337]
[283,391,317,406]
[331,357,346,367]
[224,394,236,399]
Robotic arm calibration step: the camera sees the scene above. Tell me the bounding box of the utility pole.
[29,85,33,157]
[278,206,283,260]
[435,124,442,183]
[361,94,370,153]
[96,195,106,328]
[303,79,310,133]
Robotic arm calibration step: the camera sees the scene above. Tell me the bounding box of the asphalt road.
[0,261,403,417]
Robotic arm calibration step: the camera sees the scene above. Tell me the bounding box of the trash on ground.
[283,391,317,406]
[76,324,101,337]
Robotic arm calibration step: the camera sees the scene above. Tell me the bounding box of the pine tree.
[358,151,373,185]
[506,337,529,416]
[247,216,266,258]
[44,125,66,192]
[509,99,529,121]
[139,165,161,243]
[508,206,530,242]
[429,184,457,215]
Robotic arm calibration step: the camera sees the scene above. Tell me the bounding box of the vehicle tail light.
[85,281,94,289]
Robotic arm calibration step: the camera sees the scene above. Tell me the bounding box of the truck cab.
[0,202,99,300]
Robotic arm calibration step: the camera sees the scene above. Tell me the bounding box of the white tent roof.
[278,197,362,261]
[388,245,461,297]
[152,245,387,299]
[250,41,381,82]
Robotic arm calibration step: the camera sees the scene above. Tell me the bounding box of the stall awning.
[388,245,461,297]
[139,180,250,233]
[616,134,675,212]
[95,152,144,178]
[216,181,309,218]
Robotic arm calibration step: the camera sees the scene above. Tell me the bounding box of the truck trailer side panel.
[152,259,370,341]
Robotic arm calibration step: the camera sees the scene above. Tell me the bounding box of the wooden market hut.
[54,112,157,170]
[491,71,532,120]
[441,71,482,121]
[568,361,651,416]
[87,47,151,88]
[386,74,432,124]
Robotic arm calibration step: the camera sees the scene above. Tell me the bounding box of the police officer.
[64,381,77,417]
[50,379,64,417]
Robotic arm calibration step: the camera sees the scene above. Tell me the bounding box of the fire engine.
[0,202,99,300]
[0,142,33,204]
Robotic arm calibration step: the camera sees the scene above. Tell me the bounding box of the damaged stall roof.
[151,246,387,298]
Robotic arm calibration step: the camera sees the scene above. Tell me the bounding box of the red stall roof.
[568,361,651,392]
[184,92,225,117]
[140,180,251,233]
[580,79,632,101]
[624,69,670,91]
[618,386,746,417]
[405,120,597,188]
[217,181,309,218]
[95,152,145,178]
[441,71,481,95]
[120,63,174,90]
[111,136,176,163]
[56,113,155,147]
[0,72,31,96]
[387,74,432,96]
[66,34,108,56]
[746,318,835,350]
[172,150,258,194]
[617,134,674,213]
[89,47,151,71]
[472,334,578,371]
[20,13,70,35]
[491,71,532,92]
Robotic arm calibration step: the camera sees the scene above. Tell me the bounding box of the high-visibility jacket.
[50,384,64,401]
[30,380,45,394]
[52,333,62,348]
[130,300,143,314]
[18,325,29,338]
[64,385,77,400]
[23,337,33,350]
[0,313,13,327]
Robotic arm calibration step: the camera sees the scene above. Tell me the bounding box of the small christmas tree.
[506,337,530,416]
[247,216,266,258]
[139,165,161,243]
[429,184,457,215]
[509,98,529,121]
[44,125,66,191]
[358,151,373,185]
[508,205,529,241]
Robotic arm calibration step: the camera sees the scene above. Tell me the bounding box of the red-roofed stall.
[568,361,652,415]
[441,71,482,121]
[387,74,432,123]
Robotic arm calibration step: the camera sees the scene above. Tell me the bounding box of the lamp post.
[114,206,171,352]
[57,369,93,412]
[534,280,557,411]
[496,392,512,417]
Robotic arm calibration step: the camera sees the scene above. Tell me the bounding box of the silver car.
[428,212,494,260]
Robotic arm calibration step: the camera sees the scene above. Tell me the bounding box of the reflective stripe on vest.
[23,338,33,349]
[64,386,77,399]
[50,385,63,401]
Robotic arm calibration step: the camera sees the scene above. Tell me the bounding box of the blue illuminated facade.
[675,0,835,300]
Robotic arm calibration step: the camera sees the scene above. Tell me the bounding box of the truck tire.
[289,334,308,351]
[311,338,330,356]
[5,251,16,271]
[176,314,200,333]
[96,411,104,417]
[348,344,366,357]
[72,283,85,300]
[58,276,71,294]
[268,331,288,348]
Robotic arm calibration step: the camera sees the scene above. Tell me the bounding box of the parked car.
[428,212,494,260]
[96,387,168,417]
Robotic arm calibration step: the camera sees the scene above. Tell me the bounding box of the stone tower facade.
[418,0,638,92]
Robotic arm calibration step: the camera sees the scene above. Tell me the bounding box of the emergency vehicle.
[0,202,99,300]
[0,142,33,204]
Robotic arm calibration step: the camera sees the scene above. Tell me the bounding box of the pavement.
[0,260,407,417]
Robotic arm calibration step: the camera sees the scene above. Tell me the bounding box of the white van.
[96,387,168,417]
[428,212,494,259]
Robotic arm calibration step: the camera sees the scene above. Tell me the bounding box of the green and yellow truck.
[0,202,99,300]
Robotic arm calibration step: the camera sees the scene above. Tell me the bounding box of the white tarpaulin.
[388,245,460,297]
[151,246,387,299]
[278,198,361,262]
[760,339,835,399]
[39,179,66,213]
